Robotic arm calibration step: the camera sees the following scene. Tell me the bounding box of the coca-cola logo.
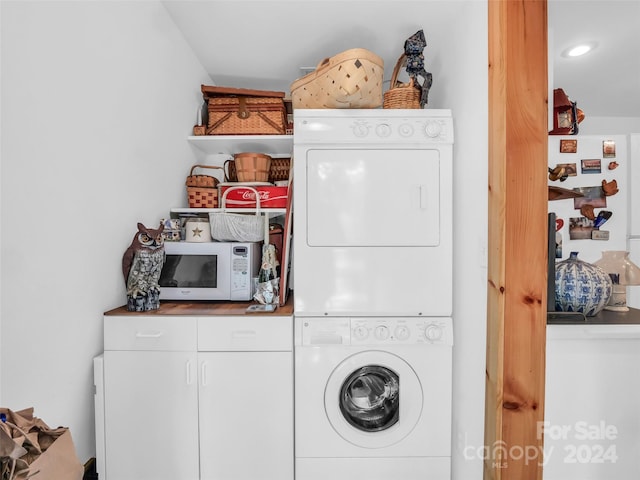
[241,190,270,200]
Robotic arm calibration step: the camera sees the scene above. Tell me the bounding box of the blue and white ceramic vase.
[555,251,612,316]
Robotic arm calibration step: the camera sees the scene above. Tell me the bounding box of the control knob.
[374,325,390,340]
[424,120,442,138]
[394,325,410,341]
[424,323,443,342]
[353,325,369,340]
[375,123,392,137]
[398,123,414,137]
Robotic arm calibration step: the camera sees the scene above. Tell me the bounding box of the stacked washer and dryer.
[292,109,455,480]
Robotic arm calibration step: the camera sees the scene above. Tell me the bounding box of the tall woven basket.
[290,48,384,109]
[383,54,422,109]
[233,152,271,182]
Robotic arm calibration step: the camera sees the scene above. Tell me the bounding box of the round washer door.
[324,350,423,449]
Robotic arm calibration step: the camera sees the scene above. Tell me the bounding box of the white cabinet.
[97,312,293,480]
[544,323,640,480]
[101,316,199,480]
[197,315,293,480]
[103,350,200,480]
[198,352,293,480]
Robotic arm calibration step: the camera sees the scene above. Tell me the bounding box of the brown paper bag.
[0,407,83,480]
[14,429,83,480]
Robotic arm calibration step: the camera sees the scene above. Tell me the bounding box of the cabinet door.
[103,351,199,480]
[545,332,640,479]
[198,352,293,480]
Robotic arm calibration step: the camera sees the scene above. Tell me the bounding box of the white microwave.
[159,241,261,301]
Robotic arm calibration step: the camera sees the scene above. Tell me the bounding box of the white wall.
[0,0,210,462]
[441,3,488,479]
[578,116,640,135]
[1,1,490,477]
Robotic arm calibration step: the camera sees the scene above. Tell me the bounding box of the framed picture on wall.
[581,159,602,174]
[560,139,577,153]
[603,140,616,158]
[573,186,607,209]
[569,216,594,240]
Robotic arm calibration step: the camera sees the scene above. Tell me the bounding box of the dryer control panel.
[299,317,453,346]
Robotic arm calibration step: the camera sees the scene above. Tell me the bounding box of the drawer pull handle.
[135,331,163,338]
[232,330,257,338]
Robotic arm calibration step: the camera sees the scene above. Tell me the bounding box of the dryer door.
[306,148,440,247]
[324,350,423,449]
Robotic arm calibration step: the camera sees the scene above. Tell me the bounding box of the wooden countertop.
[105,296,293,316]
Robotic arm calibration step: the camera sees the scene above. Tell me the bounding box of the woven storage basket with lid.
[383,54,421,109]
[290,48,384,109]
[185,164,223,208]
[201,85,287,135]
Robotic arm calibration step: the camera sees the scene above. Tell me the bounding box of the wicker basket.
[233,152,271,182]
[383,54,422,109]
[186,164,223,208]
[201,85,287,135]
[224,157,291,183]
[290,48,384,109]
[209,186,265,243]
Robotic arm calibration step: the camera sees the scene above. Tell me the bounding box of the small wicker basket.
[186,164,223,208]
[233,152,272,182]
[290,48,384,109]
[383,54,422,109]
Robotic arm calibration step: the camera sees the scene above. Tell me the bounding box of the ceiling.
[163,0,640,118]
[549,0,640,118]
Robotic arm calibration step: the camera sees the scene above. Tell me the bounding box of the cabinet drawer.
[198,316,292,351]
[104,316,197,351]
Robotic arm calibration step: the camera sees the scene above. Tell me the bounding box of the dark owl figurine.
[122,222,165,312]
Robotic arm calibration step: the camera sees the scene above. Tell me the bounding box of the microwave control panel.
[230,244,260,300]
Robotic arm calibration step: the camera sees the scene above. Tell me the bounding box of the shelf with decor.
[187,135,293,156]
[183,134,294,308]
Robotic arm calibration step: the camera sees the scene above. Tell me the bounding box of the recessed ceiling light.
[562,43,597,58]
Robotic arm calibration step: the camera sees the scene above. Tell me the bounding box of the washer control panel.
[300,317,453,346]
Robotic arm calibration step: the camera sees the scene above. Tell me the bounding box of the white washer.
[295,316,453,480]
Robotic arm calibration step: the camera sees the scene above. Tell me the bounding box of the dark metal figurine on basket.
[384,29,433,109]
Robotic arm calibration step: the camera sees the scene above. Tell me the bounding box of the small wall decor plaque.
[573,186,607,209]
[560,139,577,153]
[603,140,616,158]
[581,159,602,174]
[569,216,594,240]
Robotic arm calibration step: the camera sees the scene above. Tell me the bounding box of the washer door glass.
[325,350,423,449]
[340,365,399,432]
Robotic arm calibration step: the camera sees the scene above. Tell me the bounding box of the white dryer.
[293,109,454,317]
[294,316,453,480]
